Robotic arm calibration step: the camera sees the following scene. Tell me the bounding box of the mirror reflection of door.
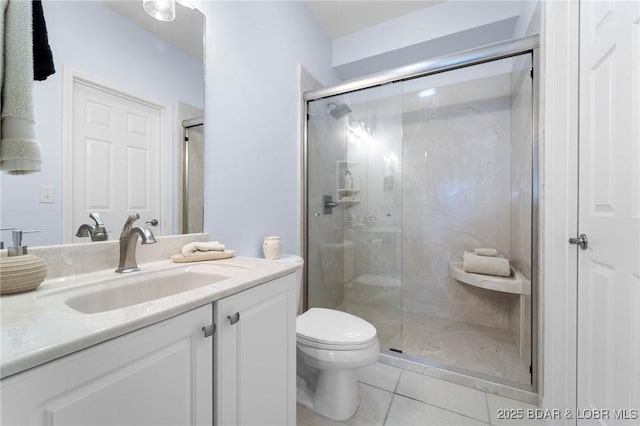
[67,74,170,243]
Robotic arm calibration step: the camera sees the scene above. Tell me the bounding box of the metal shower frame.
[301,35,540,392]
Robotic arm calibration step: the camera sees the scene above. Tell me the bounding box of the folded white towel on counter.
[181,241,226,257]
[474,248,498,257]
[463,251,511,277]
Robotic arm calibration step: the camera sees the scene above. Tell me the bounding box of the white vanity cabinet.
[214,273,298,426]
[1,271,299,426]
[0,304,213,426]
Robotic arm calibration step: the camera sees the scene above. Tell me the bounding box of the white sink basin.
[50,263,247,314]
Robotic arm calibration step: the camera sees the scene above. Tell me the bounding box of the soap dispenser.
[0,229,48,295]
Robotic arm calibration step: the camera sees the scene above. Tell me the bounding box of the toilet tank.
[320,240,356,286]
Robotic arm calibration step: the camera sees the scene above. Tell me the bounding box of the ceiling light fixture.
[143,0,175,22]
[143,0,202,22]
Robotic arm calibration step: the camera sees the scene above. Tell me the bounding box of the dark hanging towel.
[32,0,55,81]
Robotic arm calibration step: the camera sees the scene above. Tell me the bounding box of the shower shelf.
[336,162,360,204]
[448,262,529,295]
[337,189,360,205]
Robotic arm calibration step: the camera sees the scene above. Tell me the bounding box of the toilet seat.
[297,334,377,351]
[297,308,377,349]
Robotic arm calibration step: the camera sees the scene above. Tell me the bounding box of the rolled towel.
[474,248,498,257]
[181,241,226,257]
[463,251,511,277]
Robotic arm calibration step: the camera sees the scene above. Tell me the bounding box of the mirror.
[0,0,205,247]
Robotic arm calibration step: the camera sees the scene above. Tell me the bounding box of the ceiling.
[304,1,444,39]
[104,1,442,52]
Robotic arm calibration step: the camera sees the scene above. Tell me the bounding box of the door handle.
[227,312,240,325]
[568,233,588,250]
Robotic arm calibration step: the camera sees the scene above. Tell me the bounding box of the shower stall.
[303,36,539,391]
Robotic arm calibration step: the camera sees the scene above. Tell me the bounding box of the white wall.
[200,1,339,257]
[0,1,203,246]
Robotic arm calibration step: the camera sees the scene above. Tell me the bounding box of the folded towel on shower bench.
[462,251,511,277]
[474,248,499,256]
[181,241,226,257]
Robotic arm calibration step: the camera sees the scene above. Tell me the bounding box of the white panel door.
[71,80,163,241]
[578,0,640,424]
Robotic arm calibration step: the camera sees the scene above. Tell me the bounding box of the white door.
[577,0,640,423]
[68,77,166,242]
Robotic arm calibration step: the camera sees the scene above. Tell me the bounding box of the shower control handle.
[568,233,588,250]
[323,195,338,215]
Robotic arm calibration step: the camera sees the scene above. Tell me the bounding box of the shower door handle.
[323,195,338,215]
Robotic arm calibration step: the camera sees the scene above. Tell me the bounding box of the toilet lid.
[296,308,377,346]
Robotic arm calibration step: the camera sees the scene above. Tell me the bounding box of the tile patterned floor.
[297,363,544,426]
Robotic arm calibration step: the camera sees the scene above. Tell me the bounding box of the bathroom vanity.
[0,255,299,426]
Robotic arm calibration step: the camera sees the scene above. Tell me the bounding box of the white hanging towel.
[1,0,43,175]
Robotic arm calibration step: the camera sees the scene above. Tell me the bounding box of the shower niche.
[336,161,360,205]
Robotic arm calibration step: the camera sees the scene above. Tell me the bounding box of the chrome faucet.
[76,213,109,242]
[115,213,157,273]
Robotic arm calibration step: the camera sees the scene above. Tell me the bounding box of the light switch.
[39,185,55,203]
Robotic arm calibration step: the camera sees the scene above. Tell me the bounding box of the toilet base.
[296,368,361,421]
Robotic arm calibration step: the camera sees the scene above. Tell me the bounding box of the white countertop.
[0,256,301,379]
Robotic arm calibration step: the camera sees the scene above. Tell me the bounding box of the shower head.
[328,102,352,120]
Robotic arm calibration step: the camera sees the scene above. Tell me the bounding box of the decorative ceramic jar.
[0,254,48,294]
[263,236,282,260]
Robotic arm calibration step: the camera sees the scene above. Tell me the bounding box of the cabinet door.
[215,275,297,426]
[1,304,213,426]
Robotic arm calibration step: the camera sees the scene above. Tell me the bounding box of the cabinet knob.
[202,324,215,337]
[227,312,240,325]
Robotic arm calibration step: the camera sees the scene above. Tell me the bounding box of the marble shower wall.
[401,69,514,326]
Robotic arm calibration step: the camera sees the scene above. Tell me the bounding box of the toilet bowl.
[296,308,379,421]
[276,255,380,421]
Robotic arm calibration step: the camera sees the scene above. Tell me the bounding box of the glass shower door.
[399,54,534,386]
[306,83,404,352]
[305,46,536,390]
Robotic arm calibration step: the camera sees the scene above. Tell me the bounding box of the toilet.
[296,308,379,421]
[277,255,380,421]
